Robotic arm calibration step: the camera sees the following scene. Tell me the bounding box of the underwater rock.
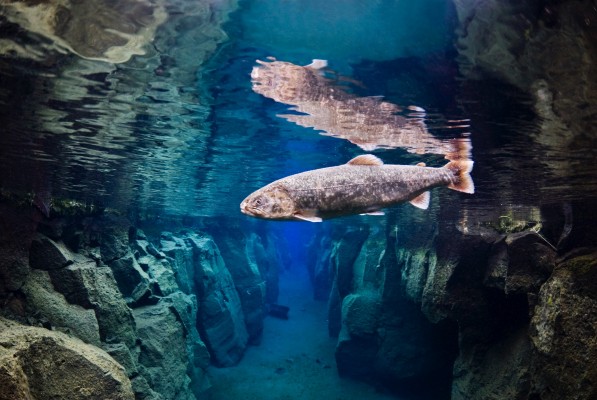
[529,252,597,400]
[451,325,532,400]
[137,255,179,296]
[130,375,165,400]
[98,215,132,263]
[21,269,101,346]
[311,235,334,301]
[160,232,195,294]
[108,252,152,300]
[328,221,457,397]
[0,212,223,399]
[159,292,212,394]
[245,232,280,305]
[205,222,267,344]
[0,317,134,400]
[49,262,137,348]
[485,231,555,294]
[187,234,248,366]
[335,328,378,380]
[0,205,36,297]
[134,300,195,400]
[341,293,381,338]
[421,255,459,324]
[332,228,370,299]
[103,342,139,378]
[28,232,74,270]
[267,304,290,320]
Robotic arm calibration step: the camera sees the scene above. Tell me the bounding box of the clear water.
[2,1,597,399]
[1,0,595,229]
[1,0,595,226]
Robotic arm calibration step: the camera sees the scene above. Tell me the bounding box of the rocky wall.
[313,200,596,399]
[202,218,282,345]
[323,217,457,399]
[0,203,270,399]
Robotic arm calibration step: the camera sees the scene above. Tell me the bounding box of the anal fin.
[409,191,430,210]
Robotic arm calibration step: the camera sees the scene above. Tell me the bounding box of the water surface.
[0,0,595,226]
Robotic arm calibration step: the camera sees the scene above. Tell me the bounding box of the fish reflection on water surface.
[240,154,474,222]
[251,58,471,159]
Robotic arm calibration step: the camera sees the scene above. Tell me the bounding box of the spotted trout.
[240,155,474,222]
[251,58,472,158]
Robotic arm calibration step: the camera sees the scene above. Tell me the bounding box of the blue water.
[199,0,469,219]
[1,0,593,223]
[1,1,597,399]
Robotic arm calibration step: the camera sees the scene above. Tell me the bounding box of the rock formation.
[0,204,273,399]
[0,317,134,400]
[308,198,597,399]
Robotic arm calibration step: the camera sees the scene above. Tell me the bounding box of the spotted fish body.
[251,58,472,158]
[240,155,474,222]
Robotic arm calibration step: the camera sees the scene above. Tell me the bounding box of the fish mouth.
[240,200,257,217]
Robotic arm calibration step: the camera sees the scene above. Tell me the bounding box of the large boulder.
[335,292,381,378]
[21,269,101,346]
[0,317,134,400]
[529,251,597,400]
[49,261,137,347]
[28,233,75,270]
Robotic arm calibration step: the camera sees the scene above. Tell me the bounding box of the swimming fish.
[240,155,474,222]
[251,58,471,158]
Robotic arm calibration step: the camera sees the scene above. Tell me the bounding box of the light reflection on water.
[0,0,595,225]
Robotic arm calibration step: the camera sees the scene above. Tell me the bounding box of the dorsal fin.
[304,59,328,70]
[347,155,384,166]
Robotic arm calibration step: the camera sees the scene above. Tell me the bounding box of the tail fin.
[445,160,475,194]
[445,138,472,161]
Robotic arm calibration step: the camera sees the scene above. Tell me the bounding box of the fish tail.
[445,138,472,161]
[445,160,475,194]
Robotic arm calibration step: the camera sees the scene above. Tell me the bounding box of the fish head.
[240,184,296,220]
[251,59,323,103]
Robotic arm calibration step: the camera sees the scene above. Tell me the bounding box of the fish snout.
[240,198,256,217]
[240,199,249,214]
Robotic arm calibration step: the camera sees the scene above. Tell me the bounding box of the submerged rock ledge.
[307,200,597,399]
[0,204,277,399]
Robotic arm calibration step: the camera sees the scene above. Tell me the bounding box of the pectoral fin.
[304,59,328,70]
[409,191,430,209]
[294,211,323,223]
[360,211,385,216]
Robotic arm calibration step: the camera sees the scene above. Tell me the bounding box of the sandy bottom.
[207,267,399,400]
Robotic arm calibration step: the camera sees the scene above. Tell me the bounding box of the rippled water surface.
[0,0,595,225]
